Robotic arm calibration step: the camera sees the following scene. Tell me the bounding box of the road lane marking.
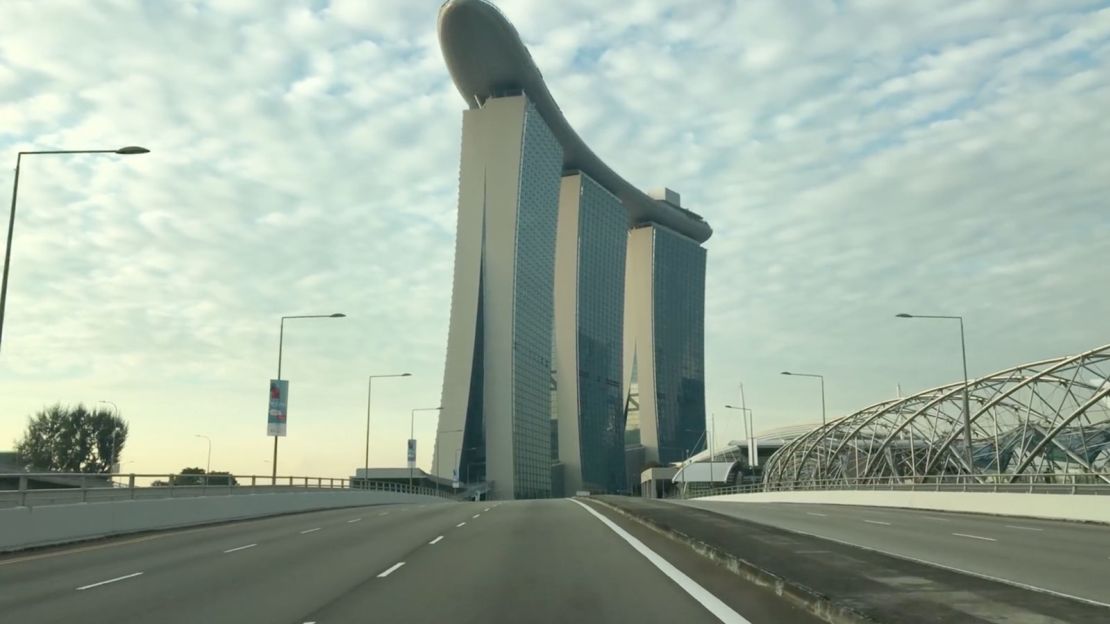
[922,516,951,522]
[806,512,827,517]
[300,528,321,534]
[456,522,466,527]
[472,514,480,519]
[76,572,143,591]
[484,507,490,512]
[864,520,892,526]
[429,536,444,545]
[377,562,405,578]
[571,500,751,624]
[379,512,389,516]
[1004,525,1042,531]
[347,518,362,524]
[223,544,257,553]
[952,533,997,542]
[795,550,831,554]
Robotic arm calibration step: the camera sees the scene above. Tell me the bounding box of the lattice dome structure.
[762,344,1110,488]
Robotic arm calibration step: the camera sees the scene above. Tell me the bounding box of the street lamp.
[409,406,442,489]
[1,146,150,353]
[364,372,412,487]
[272,313,346,481]
[896,312,975,476]
[195,434,212,474]
[97,400,121,471]
[780,371,826,428]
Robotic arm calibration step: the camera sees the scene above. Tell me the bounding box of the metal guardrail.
[0,472,460,509]
[673,473,1110,500]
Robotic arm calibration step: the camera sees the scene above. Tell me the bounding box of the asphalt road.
[0,499,821,624]
[678,499,1110,606]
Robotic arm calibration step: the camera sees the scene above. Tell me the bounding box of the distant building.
[432,0,711,499]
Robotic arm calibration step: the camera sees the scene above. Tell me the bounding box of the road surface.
[0,499,821,624]
[679,499,1110,606]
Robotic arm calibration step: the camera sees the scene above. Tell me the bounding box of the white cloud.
[0,0,1107,474]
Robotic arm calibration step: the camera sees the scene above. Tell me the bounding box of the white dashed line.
[347,518,362,524]
[864,520,892,526]
[571,500,750,624]
[377,562,405,578]
[379,512,389,516]
[484,507,490,512]
[223,544,257,554]
[922,516,951,522]
[456,521,466,527]
[76,572,143,591]
[472,514,480,519]
[429,536,444,545]
[806,512,827,517]
[300,528,321,534]
[1004,525,1042,531]
[952,532,996,542]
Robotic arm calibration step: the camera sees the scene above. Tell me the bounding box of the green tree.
[14,404,128,473]
[171,467,238,486]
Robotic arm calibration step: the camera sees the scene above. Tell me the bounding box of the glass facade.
[651,226,707,464]
[575,175,627,492]
[509,101,563,499]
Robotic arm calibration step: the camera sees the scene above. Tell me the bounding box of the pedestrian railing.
[0,472,462,509]
[672,473,1110,500]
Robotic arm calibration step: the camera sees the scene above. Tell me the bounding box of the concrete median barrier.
[0,490,446,552]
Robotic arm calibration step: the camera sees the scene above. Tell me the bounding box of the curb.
[589,498,879,624]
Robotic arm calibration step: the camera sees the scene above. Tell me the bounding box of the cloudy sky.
[0,0,1107,478]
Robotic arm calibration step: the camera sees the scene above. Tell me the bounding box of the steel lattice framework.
[762,344,1110,487]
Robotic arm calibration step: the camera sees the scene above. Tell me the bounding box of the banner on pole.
[268,379,289,437]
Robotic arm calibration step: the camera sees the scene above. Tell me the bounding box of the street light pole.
[364,372,412,488]
[409,406,442,489]
[1,146,149,353]
[195,435,212,474]
[896,313,975,477]
[724,404,753,466]
[780,372,826,428]
[272,313,346,482]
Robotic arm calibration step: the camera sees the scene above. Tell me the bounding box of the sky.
[0,0,1107,479]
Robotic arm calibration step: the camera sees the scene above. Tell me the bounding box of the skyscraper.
[554,173,628,495]
[434,94,562,500]
[624,205,708,466]
[433,0,712,499]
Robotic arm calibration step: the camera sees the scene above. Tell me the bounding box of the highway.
[679,499,1110,607]
[0,499,822,624]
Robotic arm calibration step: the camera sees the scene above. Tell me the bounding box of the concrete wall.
[0,490,446,552]
[699,490,1110,524]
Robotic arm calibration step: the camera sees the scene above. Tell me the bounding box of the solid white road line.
[76,572,144,591]
[377,562,405,578]
[347,518,362,524]
[223,544,257,553]
[864,520,892,526]
[1004,525,1043,532]
[571,500,751,624]
[456,522,466,527]
[952,533,997,542]
[806,512,827,517]
[300,528,321,534]
[429,536,444,545]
